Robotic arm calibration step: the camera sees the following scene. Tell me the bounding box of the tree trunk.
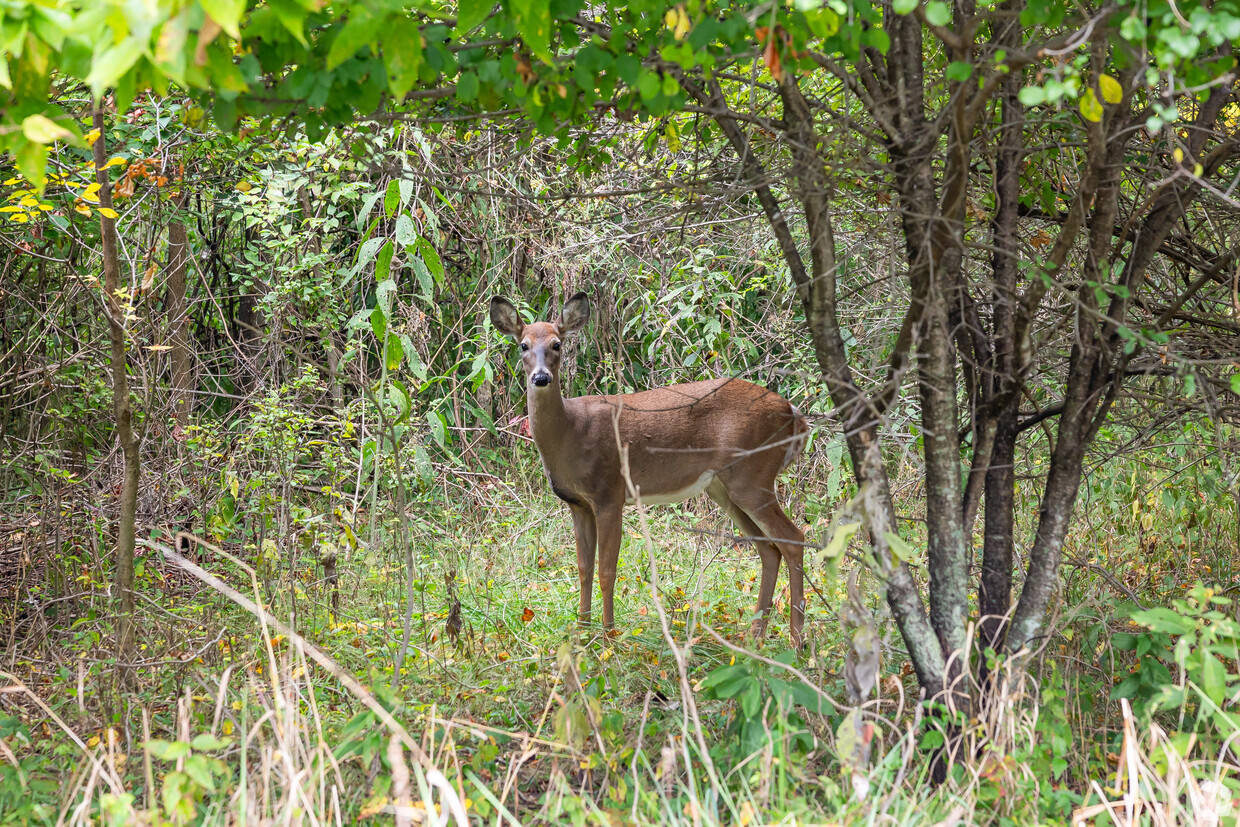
[167,195,192,431]
[93,107,139,684]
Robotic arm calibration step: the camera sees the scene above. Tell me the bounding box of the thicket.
[1,0,1239,824]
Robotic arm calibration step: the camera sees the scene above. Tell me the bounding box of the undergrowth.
[2,397,1238,825]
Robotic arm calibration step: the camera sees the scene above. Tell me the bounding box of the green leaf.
[327,6,386,70]
[1120,15,1147,41]
[1099,74,1123,104]
[883,531,918,563]
[413,444,434,484]
[162,771,189,814]
[1018,85,1046,106]
[268,0,310,46]
[145,740,191,761]
[787,680,827,714]
[1131,607,1196,636]
[512,0,552,62]
[189,734,232,752]
[14,140,48,189]
[184,754,217,792]
[200,0,246,39]
[427,410,447,448]
[822,520,860,559]
[804,7,840,37]
[457,0,493,35]
[404,337,428,382]
[924,1,951,26]
[1229,373,1240,394]
[384,180,400,218]
[945,61,973,82]
[637,70,661,101]
[408,256,433,301]
[375,240,394,282]
[892,0,918,14]
[394,214,416,246]
[385,332,403,371]
[375,278,397,316]
[417,237,444,284]
[1200,651,1227,705]
[369,306,387,342]
[1078,88,1103,122]
[456,70,480,102]
[21,113,71,144]
[861,28,890,54]
[740,683,761,719]
[86,37,144,98]
[383,18,423,100]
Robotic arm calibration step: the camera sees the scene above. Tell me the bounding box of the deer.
[490,292,810,647]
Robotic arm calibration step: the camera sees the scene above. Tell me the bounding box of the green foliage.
[3,0,1239,190]
[145,735,234,823]
[1115,585,1240,740]
[0,714,56,825]
[698,650,824,764]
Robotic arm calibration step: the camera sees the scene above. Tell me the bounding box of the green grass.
[4,423,1240,825]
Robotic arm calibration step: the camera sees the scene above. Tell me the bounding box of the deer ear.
[490,296,523,338]
[559,292,590,333]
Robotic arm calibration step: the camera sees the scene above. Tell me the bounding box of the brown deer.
[491,292,810,647]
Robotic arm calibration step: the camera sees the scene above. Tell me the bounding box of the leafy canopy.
[4,0,1238,185]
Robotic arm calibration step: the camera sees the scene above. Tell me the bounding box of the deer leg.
[729,487,807,649]
[593,500,624,631]
[707,480,781,641]
[570,504,598,626]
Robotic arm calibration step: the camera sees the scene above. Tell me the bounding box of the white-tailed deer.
[491,292,809,647]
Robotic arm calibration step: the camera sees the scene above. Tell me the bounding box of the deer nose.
[531,372,553,387]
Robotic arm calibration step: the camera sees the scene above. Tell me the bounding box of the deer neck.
[527,381,574,453]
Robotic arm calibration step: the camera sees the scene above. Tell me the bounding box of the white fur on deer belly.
[627,471,715,506]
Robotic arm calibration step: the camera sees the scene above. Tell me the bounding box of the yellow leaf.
[99,156,128,169]
[1078,88,1103,123]
[98,207,119,219]
[674,7,690,40]
[74,203,92,216]
[85,128,101,146]
[1173,147,1184,164]
[235,180,252,192]
[145,344,173,352]
[87,735,100,748]
[1099,74,1123,105]
[2,176,21,185]
[0,206,20,212]
[19,195,37,208]
[8,213,28,222]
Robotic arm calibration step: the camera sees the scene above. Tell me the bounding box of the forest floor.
[2,444,1238,825]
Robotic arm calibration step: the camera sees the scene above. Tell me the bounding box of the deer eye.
[552,341,561,351]
[520,342,530,352]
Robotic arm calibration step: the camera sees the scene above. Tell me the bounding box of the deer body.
[492,293,809,646]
